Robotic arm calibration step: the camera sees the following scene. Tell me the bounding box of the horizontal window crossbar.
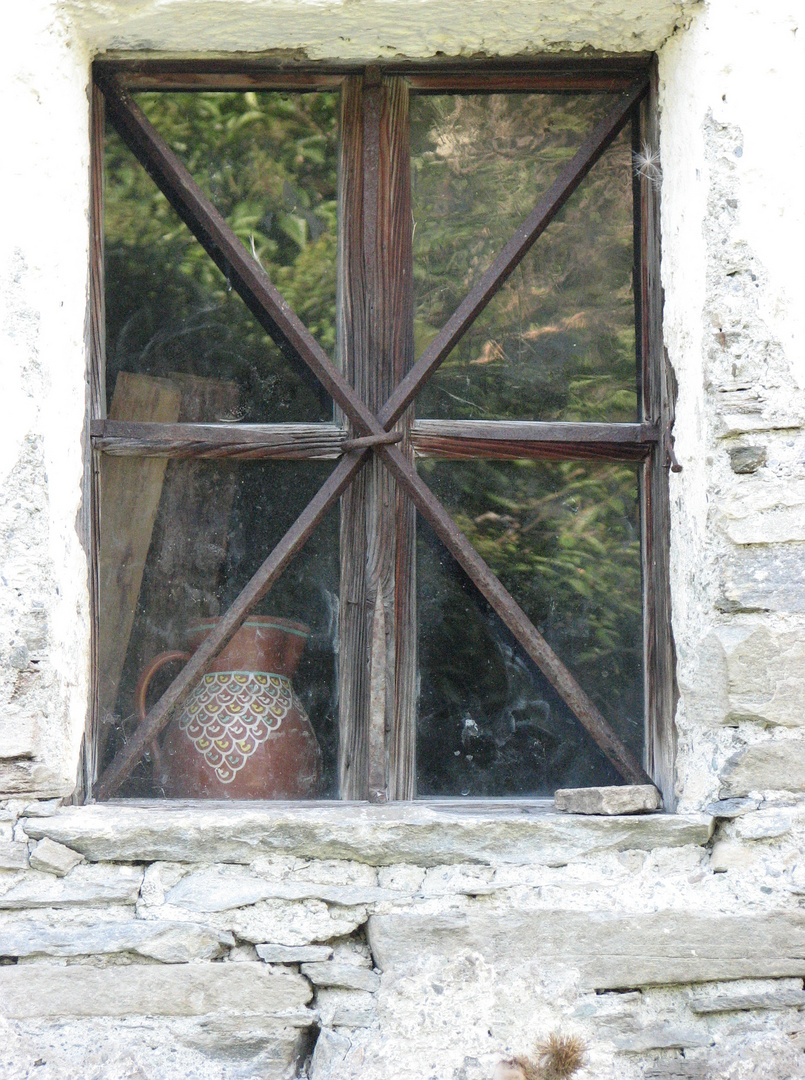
[98,57,651,94]
[90,419,656,463]
[91,420,347,460]
[411,420,657,461]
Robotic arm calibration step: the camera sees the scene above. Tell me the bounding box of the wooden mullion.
[337,75,370,800]
[78,82,107,802]
[381,77,417,801]
[91,420,347,460]
[637,60,677,809]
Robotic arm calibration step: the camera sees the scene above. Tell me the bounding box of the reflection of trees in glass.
[418,459,643,796]
[411,93,637,422]
[104,91,339,421]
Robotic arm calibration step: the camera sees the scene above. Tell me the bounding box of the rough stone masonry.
[2,0,805,1077]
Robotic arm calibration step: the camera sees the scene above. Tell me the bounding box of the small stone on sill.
[554,785,662,816]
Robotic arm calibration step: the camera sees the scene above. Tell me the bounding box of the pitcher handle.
[134,651,191,786]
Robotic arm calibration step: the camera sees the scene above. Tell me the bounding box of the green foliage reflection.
[411,94,637,422]
[104,91,339,421]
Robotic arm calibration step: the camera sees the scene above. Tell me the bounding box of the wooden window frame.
[84,56,676,808]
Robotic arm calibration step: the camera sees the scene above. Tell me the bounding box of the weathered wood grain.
[92,420,347,460]
[98,374,182,721]
[78,82,107,802]
[636,63,677,809]
[411,420,656,461]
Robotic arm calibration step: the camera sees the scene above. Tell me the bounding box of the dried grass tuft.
[534,1033,586,1079]
[494,1032,586,1080]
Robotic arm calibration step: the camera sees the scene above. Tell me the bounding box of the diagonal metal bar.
[96,70,382,444]
[378,441,653,786]
[379,77,649,431]
[95,451,368,799]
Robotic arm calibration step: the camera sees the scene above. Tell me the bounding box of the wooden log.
[98,373,181,719]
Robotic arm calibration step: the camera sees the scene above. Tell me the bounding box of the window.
[87,59,673,806]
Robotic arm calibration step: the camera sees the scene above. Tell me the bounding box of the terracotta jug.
[135,617,321,799]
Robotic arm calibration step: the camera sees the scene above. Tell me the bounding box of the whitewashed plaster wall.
[2,1,805,1078]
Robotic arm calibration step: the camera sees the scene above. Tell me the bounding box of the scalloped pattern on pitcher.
[178,671,298,784]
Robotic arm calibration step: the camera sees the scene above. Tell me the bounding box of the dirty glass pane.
[104,89,339,423]
[99,457,339,799]
[416,459,643,796]
[411,94,637,422]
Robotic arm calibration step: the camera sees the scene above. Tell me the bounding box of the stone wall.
[2,0,805,1077]
[1,801,804,1079]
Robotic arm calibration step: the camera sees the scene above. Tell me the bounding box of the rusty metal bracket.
[664,427,682,473]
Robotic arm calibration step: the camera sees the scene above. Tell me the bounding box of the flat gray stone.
[309,1026,352,1080]
[0,864,142,908]
[721,739,805,795]
[0,842,28,870]
[368,909,805,990]
[208,896,369,947]
[0,916,234,962]
[0,962,313,1018]
[28,836,83,876]
[613,1024,713,1051]
[554,785,661,816]
[23,804,714,868]
[644,1066,708,1080]
[704,797,761,818]
[688,980,805,1013]
[301,961,380,991]
[719,543,805,613]
[22,800,63,818]
[314,987,377,1028]
[257,944,333,963]
[165,864,399,912]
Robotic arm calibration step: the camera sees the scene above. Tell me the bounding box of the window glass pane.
[411,94,637,423]
[104,90,339,423]
[99,453,339,798]
[416,459,643,796]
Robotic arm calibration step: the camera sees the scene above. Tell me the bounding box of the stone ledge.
[22,802,714,867]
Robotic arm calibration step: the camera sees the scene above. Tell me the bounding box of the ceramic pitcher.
[135,617,321,799]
